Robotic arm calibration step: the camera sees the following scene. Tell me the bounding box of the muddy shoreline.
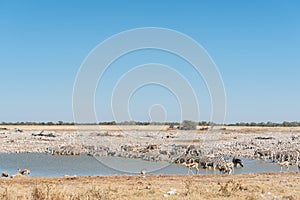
[0,125,299,164]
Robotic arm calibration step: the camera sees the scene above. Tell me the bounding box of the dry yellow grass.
[0,172,299,200]
[2,125,300,133]
[0,125,169,132]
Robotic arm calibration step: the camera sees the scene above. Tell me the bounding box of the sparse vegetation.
[218,180,247,197]
[0,173,299,200]
[30,184,111,200]
[183,177,193,196]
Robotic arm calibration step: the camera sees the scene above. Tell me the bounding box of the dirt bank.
[0,172,299,200]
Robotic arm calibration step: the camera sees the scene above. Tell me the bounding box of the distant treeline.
[227,121,300,127]
[0,121,75,126]
[1,121,300,127]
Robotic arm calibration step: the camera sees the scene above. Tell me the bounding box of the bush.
[180,120,197,130]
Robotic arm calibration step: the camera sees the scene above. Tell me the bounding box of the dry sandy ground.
[0,172,299,200]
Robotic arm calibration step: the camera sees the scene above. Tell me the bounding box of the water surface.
[0,153,298,177]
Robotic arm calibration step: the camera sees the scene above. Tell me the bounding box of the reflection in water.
[0,153,298,177]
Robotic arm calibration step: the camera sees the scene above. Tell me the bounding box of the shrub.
[180,120,197,130]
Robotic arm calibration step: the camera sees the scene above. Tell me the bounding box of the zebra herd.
[172,145,244,174]
[175,155,244,174]
[174,146,300,174]
[254,149,299,164]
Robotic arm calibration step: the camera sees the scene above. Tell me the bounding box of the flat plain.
[0,125,299,200]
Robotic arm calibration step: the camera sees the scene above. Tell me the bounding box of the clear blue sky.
[0,0,299,123]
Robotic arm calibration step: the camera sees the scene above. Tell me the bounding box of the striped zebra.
[200,155,226,170]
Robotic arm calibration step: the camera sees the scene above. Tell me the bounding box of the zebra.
[254,149,273,160]
[200,155,226,170]
[232,157,244,167]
